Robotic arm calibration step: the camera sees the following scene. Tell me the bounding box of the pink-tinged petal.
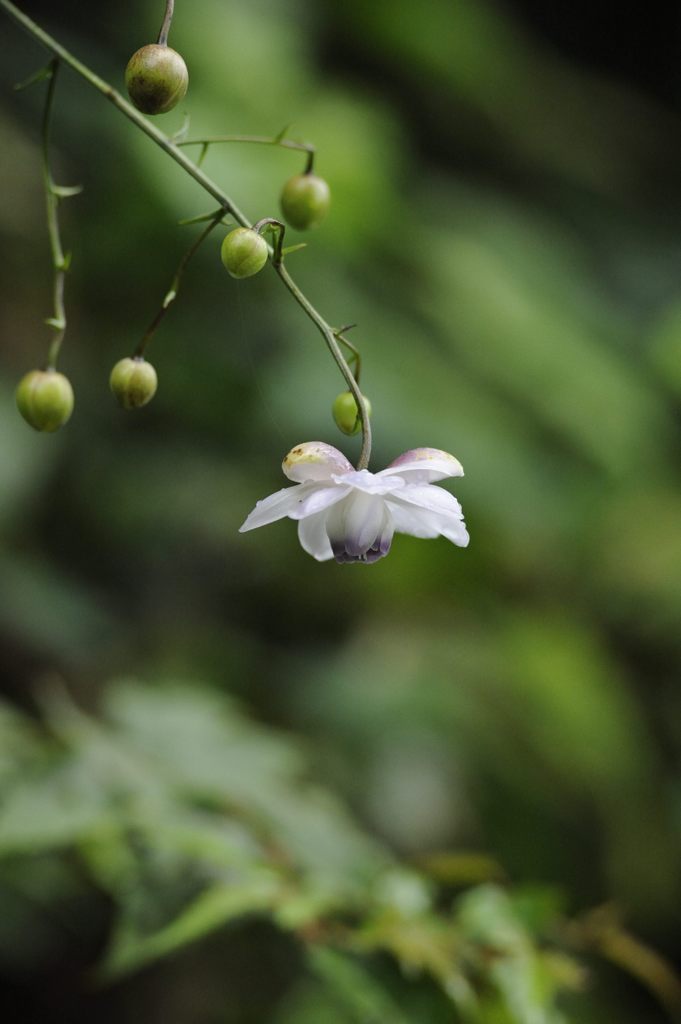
[297,511,334,561]
[282,441,353,482]
[239,483,313,532]
[379,447,464,484]
[289,484,352,520]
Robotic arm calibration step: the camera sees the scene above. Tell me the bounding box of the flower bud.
[332,391,371,435]
[110,357,158,409]
[125,44,188,115]
[15,369,74,432]
[220,228,268,279]
[280,173,331,230]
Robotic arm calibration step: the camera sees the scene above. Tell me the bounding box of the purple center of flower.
[331,533,392,565]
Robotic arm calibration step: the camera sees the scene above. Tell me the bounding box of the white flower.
[239,442,469,564]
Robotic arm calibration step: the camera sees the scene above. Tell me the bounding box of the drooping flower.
[239,442,469,564]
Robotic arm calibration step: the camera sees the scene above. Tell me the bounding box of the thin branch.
[41,59,68,370]
[335,331,361,385]
[157,0,174,47]
[275,263,371,468]
[178,133,316,169]
[0,0,371,468]
[136,211,223,357]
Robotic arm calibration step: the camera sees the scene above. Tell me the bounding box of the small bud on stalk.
[280,173,331,230]
[110,357,158,409]
[220,228,269,279]
[16,369,74,432]
[332,390,371,435]
[125,44,188,115]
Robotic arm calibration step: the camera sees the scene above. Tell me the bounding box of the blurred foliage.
[1,0,681,1021]
[0,681,633,1022]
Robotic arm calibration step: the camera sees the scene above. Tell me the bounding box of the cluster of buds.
[16,6,340,431]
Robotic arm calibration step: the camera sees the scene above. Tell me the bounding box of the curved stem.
[42,59,67,370]
[253,217,286,265]
[178,134,316,168]
[336,331,361,385]
[157,0,174,47]
[0,2,249,223]
[136,211,223,357]
[275,263,371,469]
[0,0,371,468]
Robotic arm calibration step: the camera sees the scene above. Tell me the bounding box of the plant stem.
[42,59,67,370]
[178,133,315,169]
[275,264,371,468]
[336,331,361,385]
[157,0,174,47]
[0,2,248,220]
[136,211,223,357]
[253,217,286,266]
[0,0,371,468]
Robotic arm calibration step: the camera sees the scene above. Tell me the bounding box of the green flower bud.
[280,173,331,230]
[332,391,372,435]
[15,369,74,432]
[110,357,158,409]
[125,44,188,115]
[220,227,268,279]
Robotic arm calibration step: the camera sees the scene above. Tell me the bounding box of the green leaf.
[308,947,411,1024]
[98,870,283,980]
[274,123,292,143]
[282,242,308,256]
[0,762,110,855]
[178,208,226,226]
[13,63,54,91]
[456,886,570,1024]
[99,684,385,890]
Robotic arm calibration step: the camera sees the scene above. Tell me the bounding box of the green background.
[0,1,680,1020]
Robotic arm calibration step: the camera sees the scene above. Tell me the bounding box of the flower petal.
[390,504,469,547]
[392,483,464,518]
[325,493,394,563]
[332,468,404,496]
[345,493,387,556]
[289,484,352,520]
[385,501,441,539]
[379,447,464,484]
[239,484,313,532]
[282,441,353,482]
[297,511,334,561]
[386,490,469,548]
